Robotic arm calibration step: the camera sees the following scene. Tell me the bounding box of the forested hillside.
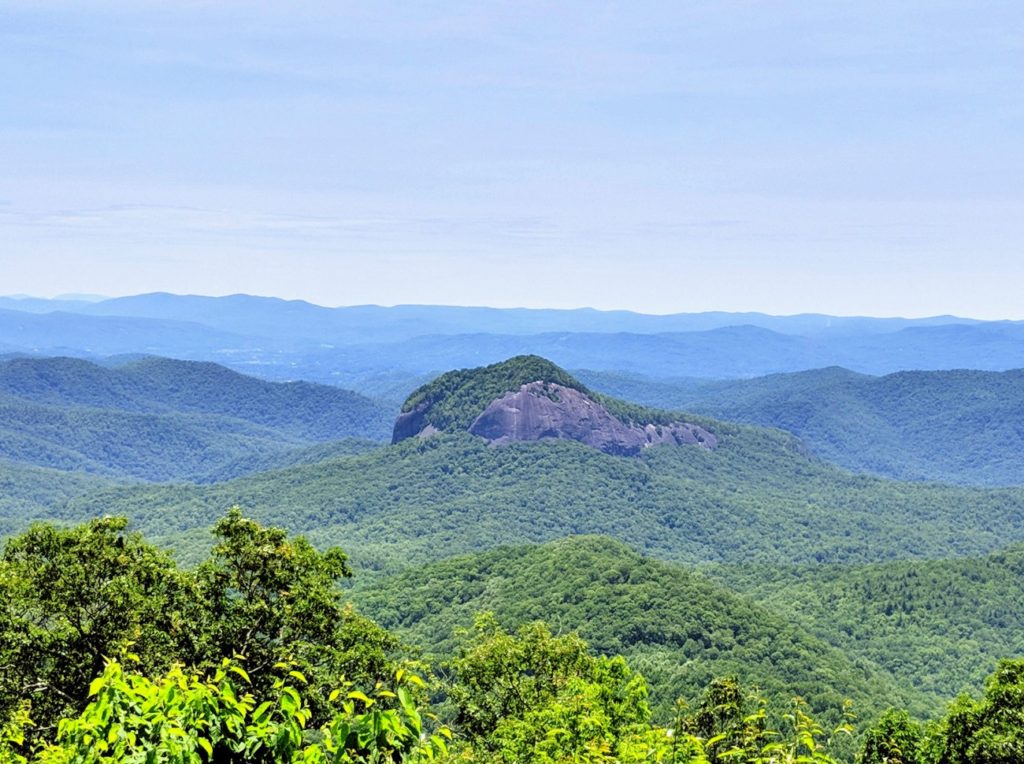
[2,511,1022,764]
[0,356,391,439]
[351,536,919,721]
[705,544,1024,709]
[57,429,1024,571]
[577,366,1024,485]
[0,356,390,481]
[0,460,111,538]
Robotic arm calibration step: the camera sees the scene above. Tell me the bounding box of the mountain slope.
[577,366,1024,485]
[706,544,1024,710]
[0,397,304,480]
[351,536,921,722]
[56,427,1024,572]
[0,459,113,538]
[0,356,391,481]
[0,356,391,439]
[393,355,718,454]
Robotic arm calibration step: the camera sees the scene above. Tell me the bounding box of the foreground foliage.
[0,628,854,764]
[0,510,400,744]
[3,658,449,764]
[2,513,1024,764]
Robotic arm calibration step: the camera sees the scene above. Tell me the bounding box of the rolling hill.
[576,366,1024,485]
[47,359,1024,574]
[0,356,391,482]
[706,544,1024,711]
[350,536,922,724]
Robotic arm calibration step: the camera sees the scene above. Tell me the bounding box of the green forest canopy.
[2,512,1022,764]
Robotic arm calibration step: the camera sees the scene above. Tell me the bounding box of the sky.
[1,1,1022,318]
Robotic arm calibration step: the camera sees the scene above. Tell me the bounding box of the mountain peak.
[393,355,716,455]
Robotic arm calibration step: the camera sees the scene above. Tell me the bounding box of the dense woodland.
[1,512,1023,763]
[0,346,1023,762]
[53,429,1024,573]
[0,357,391,482]
[577,367,1024,486]
[704,546,1024,710]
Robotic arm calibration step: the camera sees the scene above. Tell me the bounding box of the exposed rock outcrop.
[392,402,433,444]
[467,382,716,456]
[391,355,719,456]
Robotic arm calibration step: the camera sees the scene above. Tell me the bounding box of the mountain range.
[45,359,1024,576]
[2,294,1023,387]
[1,347,1024,745]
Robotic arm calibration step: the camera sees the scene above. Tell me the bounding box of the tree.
[858,708,923,764]
[183,508,403,725]
[0,517,182,737]
[19,658,450,764]
[687,676,768,763]
[924,658,1024,764]
[0,509,403,743]
[448,615,651,761]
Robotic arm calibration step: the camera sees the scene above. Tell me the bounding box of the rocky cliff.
[467,381,715,456]
[393,356,717,456]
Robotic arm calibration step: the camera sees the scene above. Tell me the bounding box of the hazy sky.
[2,2,1022,317]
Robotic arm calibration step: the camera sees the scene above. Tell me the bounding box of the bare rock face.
[392,402,431,444]
[467,382,716,456]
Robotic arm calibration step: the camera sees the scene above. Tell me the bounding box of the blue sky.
[2,1,1022,317]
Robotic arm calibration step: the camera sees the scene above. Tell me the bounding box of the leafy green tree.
[923,658,1024,764]
[0,509,402,742]
[448,615,651,762]
[0,516,182,737]
[14,657,449,764]
[183,508,403,725]
[687,676,768,762]
[187,507,354,666]
[858,708,923,764]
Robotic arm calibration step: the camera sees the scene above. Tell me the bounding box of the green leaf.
[347,691,373,706]
[251,701,273,723]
